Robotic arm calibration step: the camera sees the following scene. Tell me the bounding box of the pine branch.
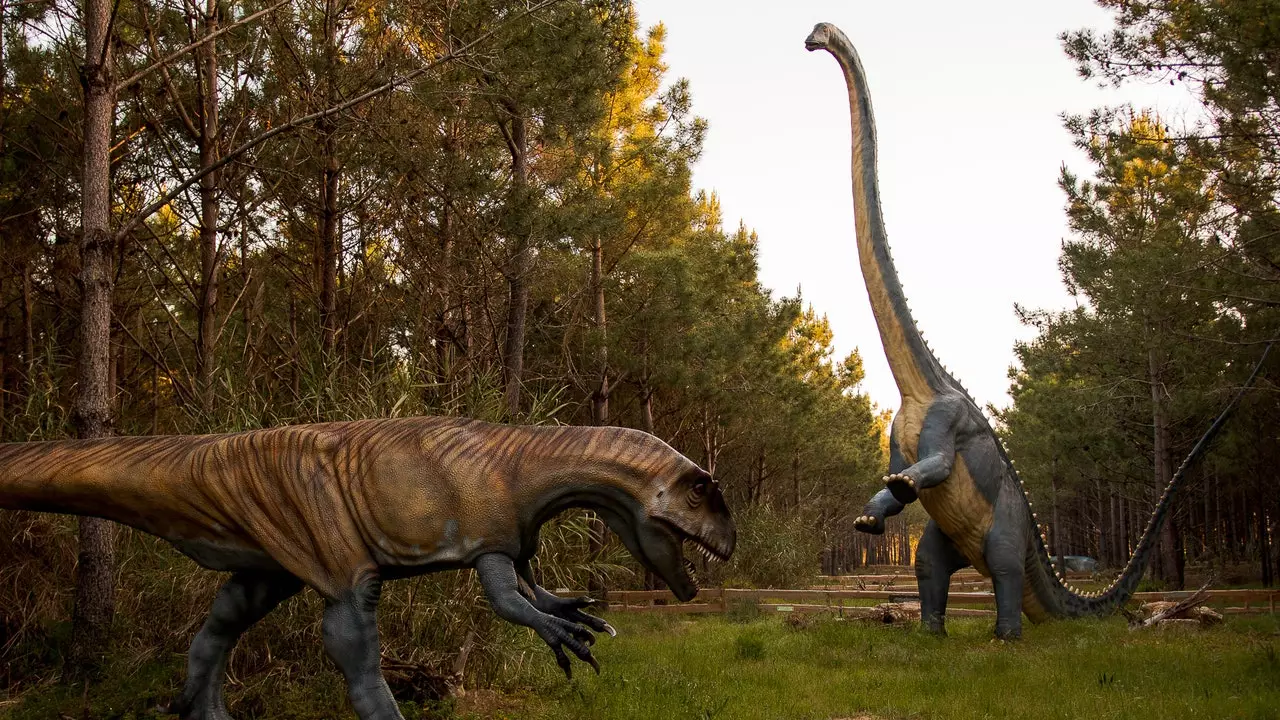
[113,0,565,244]
[116,0,292,92]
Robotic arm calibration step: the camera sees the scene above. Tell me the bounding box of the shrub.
[711,504,822,589]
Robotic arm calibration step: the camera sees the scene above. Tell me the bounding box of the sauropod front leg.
[170,571,302,720]
[854,431,908,535]
[322,578,403,720]
[854,488,906,535]
[885,396,965,504]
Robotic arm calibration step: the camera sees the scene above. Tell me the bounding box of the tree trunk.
[432,173,456,397]
[1259,496,1273,587]
[1050,463,1064,572]
[69,0,118,672]
[318,0,341,356]
[701,404,719,475]
[21,260,34,383]
[639,373,660,591]
[1148,346,1184,588]
[591,235,608,425]
[501,108,531,418]
[195,0,221,409]
[587,238,608,592]
[640,342,655,434]
[1111,484,1122,566]
[1096,479,1107,567]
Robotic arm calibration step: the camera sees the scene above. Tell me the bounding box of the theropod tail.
[1032,342,1273,618]
[0,434,196,520]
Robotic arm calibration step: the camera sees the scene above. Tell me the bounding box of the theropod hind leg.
[322,578,404,720]
[171,571,302,720]
[915,519,970,635]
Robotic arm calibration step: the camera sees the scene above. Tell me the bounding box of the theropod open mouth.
[677,530,731,590]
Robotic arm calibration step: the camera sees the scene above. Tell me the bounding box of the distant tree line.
[999,0,1280,590]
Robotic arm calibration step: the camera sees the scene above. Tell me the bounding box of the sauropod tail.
[1038,341,1274,618]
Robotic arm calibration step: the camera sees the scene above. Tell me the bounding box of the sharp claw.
[580,614,609,634]
[554,647,572,679]
[602,621,617,638]
[587,654,601,674]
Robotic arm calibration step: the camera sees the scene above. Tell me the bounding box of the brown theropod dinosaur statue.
[0,417,735,719]
[804,21,1271,639]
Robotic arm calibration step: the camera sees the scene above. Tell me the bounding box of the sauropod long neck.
[824,31,947,401]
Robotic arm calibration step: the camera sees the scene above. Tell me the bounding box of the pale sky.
[632,0,1195,413]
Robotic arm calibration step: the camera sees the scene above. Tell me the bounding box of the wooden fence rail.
[812,571,1095,588]
[601,587,1280,616]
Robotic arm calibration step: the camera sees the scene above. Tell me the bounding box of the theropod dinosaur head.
[625,466,734,602]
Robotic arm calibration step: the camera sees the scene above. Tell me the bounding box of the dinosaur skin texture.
[805,22,1261,640]
[0,416,735,720]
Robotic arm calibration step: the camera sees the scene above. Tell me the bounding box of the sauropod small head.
[805,22,839,52]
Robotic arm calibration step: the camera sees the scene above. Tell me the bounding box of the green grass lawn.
[503,610,1280,720]
[4,609,1277,719]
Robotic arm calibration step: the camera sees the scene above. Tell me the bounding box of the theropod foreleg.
[915,519,970,635]
[322,577,403,720]
[854,432,907,535]
[515,560,615,637]
[885,396,964,504]
[476,553,599,678]
[171,571,302,720]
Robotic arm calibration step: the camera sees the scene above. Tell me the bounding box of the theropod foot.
[540,595,616,637]
[884,473,918,504]
[853,513,886,535]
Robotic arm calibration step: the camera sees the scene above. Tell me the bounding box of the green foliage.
[1003,23,1280,577]
[713,504,822,590]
